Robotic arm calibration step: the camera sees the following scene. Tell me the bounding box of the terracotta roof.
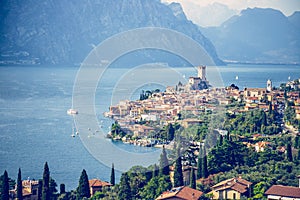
[231,183,247,193]
[89,179,112,187]
[265,185,300,198]
[236,178,252,186]
[156,186,203,200]
[211,177,252,194]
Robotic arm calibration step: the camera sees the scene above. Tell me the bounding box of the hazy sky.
[163,0,300,27]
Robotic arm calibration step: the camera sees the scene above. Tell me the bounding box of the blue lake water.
[0,64,299,190]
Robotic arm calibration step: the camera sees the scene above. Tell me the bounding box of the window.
[233,193,236,200]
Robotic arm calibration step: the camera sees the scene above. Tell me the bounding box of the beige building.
[23,180,39,200]
[210,177,252,200]
[244,88,267,100]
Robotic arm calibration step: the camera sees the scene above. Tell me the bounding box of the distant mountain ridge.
[0,0,222,65]
[201,8,300,64]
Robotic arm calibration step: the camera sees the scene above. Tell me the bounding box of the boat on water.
[67,109,78,115]
[71,124,78,137]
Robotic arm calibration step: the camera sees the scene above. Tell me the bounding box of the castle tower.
[267,79,272,92]
[198,66,206,80]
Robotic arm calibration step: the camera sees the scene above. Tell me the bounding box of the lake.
[0,64,299,190]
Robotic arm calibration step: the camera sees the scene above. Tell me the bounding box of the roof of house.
[211,177,252,194]
[89,179,112,187]
[265,185,300,198]
[156,186,203,200]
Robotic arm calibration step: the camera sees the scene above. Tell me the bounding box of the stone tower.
[198,66,206,80]
[267,79,272,92]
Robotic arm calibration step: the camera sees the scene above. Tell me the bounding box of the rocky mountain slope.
[0,0,222,65]
[201,8,300,64]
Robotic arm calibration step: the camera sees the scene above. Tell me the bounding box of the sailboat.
[71,124,76,137]
[235,75,239,80]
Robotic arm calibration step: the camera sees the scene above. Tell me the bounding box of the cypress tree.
[190,167,196,189]
[17,168,23,200]
[298,149,300,161]
[59,184,65,194]
[1,170,9,200]
[110,163,115,186]
[152,164,159,178]
[49,178,57,200]
[294,135,300,149]
[202,146,208,178]
[287,143,293,162]
[42,162,50,200]
[218,135,223,146]
[174,148,184,187]
[269,102,273,113]
[159,146,169,176]
[167,124,175,141]
[38,180,42,200]
[261,111,267,126]
[77,169,90,200]
[118,173,131,200]
[197,145,203,179]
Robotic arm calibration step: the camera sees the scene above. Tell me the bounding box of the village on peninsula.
[104,66,300,147]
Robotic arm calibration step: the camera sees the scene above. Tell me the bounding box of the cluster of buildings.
[105,65,300,141]
[9,176,300,200]
[156,175,300,200]
[105,66,227,139]
[9,178,112,200]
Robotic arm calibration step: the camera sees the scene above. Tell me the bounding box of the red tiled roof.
[265,185,300,198]
[236,178,252,186]
[156,186,203,200]
[211,177,252,194]
[231,183,247,193]
[89,179,112,187]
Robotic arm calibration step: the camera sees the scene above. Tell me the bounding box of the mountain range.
[201,8,300,64]
[1,1,299,65]
[0,0,221,65]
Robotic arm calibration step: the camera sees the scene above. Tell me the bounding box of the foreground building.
[265,185,300,200]
[89,179,112,196]
[209,177,252,199]
[156,186,203,200]
[9,180,40,200]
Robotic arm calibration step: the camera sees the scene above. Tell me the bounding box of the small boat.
[235,75,239,80]
[71,124,77,137]
[67,109,78,115]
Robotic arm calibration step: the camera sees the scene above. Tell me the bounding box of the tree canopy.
[76,169,90,200]
[42,162,50,200]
